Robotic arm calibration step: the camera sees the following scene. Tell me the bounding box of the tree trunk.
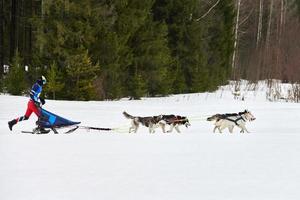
[232,0,241,80]
[10,0,18,60]
[0,0,4,75]
[24,0,33,64]
[266,0,273,49]
[256,0,263,48]
[277,0,286,80]
[28,0,33,64]
[263,0,273,79]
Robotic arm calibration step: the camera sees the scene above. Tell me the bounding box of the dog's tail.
[123,111,135,119]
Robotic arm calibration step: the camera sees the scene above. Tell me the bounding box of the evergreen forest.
[1,0,300,100]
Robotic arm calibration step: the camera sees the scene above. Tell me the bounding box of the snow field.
[1,90,300,200]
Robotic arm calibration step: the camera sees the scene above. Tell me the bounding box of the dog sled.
[22,108,113,134]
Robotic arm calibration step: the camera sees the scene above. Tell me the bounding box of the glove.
[40,97,46,105]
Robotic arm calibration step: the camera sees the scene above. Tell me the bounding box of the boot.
[39,127,50,134]
[34,126,50,134]
[8,119,17,131]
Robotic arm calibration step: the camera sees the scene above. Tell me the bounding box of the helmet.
[41,76,47,85]
[37,76,47,85]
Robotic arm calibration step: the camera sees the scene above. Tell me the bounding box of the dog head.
[240,109,256,121]
[153,115,164,123]
[184,118,191,128]
[179,116,191,128]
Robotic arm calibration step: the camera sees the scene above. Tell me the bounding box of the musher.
[8,76,47,131]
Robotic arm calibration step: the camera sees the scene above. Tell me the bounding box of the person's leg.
[28,101,49,133]
[19,100,36,121]
[8,101,33,131]
[26,100,41,117]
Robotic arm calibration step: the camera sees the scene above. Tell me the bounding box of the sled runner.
[22,108,112,134]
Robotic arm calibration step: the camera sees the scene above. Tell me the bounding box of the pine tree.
[100,0,156,99]
[129,16,173,97]
[206,0,235,87]
[32,0,119,99]
[66,49,100,100]
[5,50,28,95]
[172,60,186,94]
[128,71,146,99]
[45,62,64,100]
[152,0,207,93]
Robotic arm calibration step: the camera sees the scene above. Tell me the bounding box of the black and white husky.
[207,110,256,133]
[159,115,191,133]
[123,112,163,133]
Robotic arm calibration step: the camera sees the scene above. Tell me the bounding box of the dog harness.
[224,115,246,125]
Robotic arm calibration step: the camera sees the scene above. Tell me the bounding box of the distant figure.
[8,76,47,131]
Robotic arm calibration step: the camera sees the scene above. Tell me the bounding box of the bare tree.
[0,0,3,75]
[256,0,263,48]
[232,0,241,80]
[266,0,273,49]
[231,0,300,83]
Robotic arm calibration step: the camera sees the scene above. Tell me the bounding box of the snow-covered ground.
[1,85,300,200]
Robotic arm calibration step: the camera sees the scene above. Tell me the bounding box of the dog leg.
[214,121,223,133]
[213,126,217,133]
[228,125,234,133]
[134,124,139,133]
[167,124,174,133]
[149,126,152,134]
[236,124,244,133]
[152,126,156,133]
[220,126,227,133]
[214,126,222,133]
[243,125,250,133]
[130,120,139,133]
[129,121,134,133]
[240,124,250,133]
[149,124,155,134]
[159,122,166,133]
[129,125,136,133]
[162,124,166,133]
[218,126,222,133]
[175,125,181,133]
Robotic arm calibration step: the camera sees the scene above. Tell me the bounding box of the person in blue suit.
[8,76,47,131]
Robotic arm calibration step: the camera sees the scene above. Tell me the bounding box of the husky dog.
[207,110,256,133]
[123,111,163,133]
[159,115,191,133]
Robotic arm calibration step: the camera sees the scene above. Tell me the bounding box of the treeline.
[0,0,235,100]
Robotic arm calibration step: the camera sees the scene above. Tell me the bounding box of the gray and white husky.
[207,110,256,133]
[123,111,163,133]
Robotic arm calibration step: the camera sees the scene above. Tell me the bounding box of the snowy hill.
[1,83,300,200]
